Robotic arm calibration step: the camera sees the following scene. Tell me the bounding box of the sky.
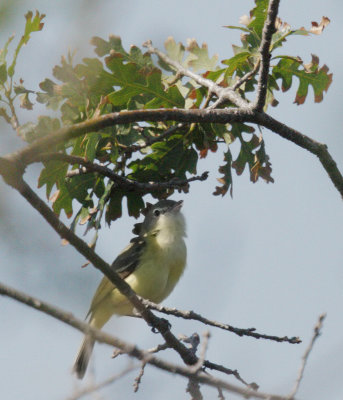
[0,1,343,400]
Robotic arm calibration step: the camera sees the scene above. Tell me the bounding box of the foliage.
[0,2,332,242]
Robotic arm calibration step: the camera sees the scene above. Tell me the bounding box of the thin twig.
[187,378,203,400]
[142,299,301,344]
[189,331,210,373]
[232,59,261,91]
[288,313,326,399]
[0,281,292,400]
[67,365,137,400]
[35,152,209,192]
[121,123,186,153]
[133,361,147,392]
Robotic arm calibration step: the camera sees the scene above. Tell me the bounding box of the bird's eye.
[153,209,160,217]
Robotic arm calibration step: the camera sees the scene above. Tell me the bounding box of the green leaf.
[0,34,14,64]
[65,173,95,206]
[272,55,332,104]
[222,51,251,77]
[0,63,7,84]
[213,148,233,197]
[185,39,218,72]
[85,133,101,162]
[126,193,144,218]
[8,11,45,77]
[107,59,184,108]
[91,35,153,70]
[175,147,198,178]
[248,0,269,38]
[38,160,68,199]
[105,189,123,224]
[164,37,185,64]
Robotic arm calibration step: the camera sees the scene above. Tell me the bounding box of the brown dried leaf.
[310,17,330,35]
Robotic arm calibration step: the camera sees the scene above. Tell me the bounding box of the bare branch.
[133,361,147,393]
[142,299,301,344]
[0,280,293,400]
[253,0,280,111]
[288,313,326,399]
[232,59,261,92]
[35,152,209,192]
[121,123,186,154]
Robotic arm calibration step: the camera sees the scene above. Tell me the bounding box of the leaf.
[0,63,7,84]
[38,160,68,199]
[164,36,185,64]
[19,92,34,110]
[106,59,184,108]
[126,193,144,218]
[105,189,123,224]
[272,55,332,104]
[222,51,251,77]
[247,0,269,39]
[310,17,330,35]
[91,35,154,71]
[8,11,45,77]
[213,148,233,197]
[185,39,219,72]
[0,34,14,64]
[175,147,198,178]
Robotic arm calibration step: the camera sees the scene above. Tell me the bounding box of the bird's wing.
[86,238,146,318]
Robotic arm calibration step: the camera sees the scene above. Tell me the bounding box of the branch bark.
[253,0,280,111]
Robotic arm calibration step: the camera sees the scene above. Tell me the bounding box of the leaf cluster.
[0,2,332,242]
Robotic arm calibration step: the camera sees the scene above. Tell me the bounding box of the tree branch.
[142,299,301,344]
[6,108,253,167]
[66,366,137,400]
[5,176,198,367]
[253,0,280,111]
[34,152,209,192]
[0,281,295,400]
[255,112,343,198]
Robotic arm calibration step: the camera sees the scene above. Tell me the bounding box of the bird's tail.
[73,335,95,379]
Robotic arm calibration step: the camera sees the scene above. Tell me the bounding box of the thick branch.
[256,112,343,198]
[0,281,293,400]
[35,153,209,192]
[143,299,300,344]
[7,108,253,167]
[253,0,280,111]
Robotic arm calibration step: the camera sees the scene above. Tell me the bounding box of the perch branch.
[142,299,301,344]
[5,177,198,367]
[35,152,209,192]
[0,281,292,400]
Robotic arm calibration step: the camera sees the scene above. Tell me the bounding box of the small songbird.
[73,199,187,379]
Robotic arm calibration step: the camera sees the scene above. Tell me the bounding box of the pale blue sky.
[0,1,342,399]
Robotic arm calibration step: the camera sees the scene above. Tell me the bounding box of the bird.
[73,199,187,379]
